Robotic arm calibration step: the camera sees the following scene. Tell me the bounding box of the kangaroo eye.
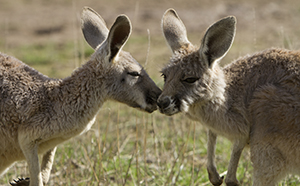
[161,73,166,81]
[128,71,140,77]
[183,77,199,83]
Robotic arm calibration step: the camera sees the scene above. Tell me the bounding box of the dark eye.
[183,77,199,84]
[161,73,166,81]
[128,71,140,77]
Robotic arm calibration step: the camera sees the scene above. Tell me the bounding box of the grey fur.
[0,7,161,186]
[158,8,300,186]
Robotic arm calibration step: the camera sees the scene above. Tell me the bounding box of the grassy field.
[1,0,300,185]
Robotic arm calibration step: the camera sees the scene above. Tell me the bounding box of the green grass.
[1,36,300,186]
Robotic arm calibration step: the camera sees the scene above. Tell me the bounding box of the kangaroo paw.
[10,177,30,186]
[209,173,224,186]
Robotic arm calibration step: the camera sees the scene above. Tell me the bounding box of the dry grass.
[1,0,300,185]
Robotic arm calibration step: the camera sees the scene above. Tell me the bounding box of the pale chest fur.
[187,99,250,142]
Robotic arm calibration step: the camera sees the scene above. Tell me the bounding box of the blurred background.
[1,0,300,185]
[1,0,300,78]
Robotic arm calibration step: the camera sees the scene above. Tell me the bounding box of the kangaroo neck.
[55,61,107,123]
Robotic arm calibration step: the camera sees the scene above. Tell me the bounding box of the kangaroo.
[157,8,300,186]
[0,7,161,186]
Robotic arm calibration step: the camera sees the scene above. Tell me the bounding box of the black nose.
[146,87,162,105]
[157,96,171,109]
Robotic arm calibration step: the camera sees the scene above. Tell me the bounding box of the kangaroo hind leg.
[251,141,286,186]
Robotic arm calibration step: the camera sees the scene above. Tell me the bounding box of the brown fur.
[0,7,161,186]
[158,8,300,186]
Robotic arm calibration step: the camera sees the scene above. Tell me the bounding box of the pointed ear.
[162,8,191,53]
[199,16,236,67]
[106,15,131,62]
[81,7,109,49]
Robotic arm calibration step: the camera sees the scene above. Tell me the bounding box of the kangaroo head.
[81,7,161,113]
[157,8,236,116]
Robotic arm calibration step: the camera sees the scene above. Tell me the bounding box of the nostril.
[157,97,171,109]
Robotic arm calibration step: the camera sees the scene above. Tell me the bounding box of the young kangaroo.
[0,7,161,186]
[157,8,300,186]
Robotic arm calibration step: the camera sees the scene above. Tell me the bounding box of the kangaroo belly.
[37,116,96,154]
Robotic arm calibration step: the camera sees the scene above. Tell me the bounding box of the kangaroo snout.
[145,87,162,113]
[157,95,180,115]
[157,96,171,110]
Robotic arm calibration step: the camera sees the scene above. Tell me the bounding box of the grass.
[1,35,300,186]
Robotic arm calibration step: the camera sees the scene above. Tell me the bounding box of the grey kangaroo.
[0,7,161,186]
[157,8,300,186]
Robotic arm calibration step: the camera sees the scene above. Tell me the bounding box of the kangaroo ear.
[106,15,131,62]
[199,16,236,68]
[81,7,109,49]
[162,8,191,54]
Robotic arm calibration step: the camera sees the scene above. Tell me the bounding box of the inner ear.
[107,15,131,62]
[109,24,130,61]
[199,16,236,67]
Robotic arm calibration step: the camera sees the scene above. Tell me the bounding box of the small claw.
[10,178,30,186]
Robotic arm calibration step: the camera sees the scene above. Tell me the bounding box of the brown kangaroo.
[157,8,300,186]
[0,7,161,186]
